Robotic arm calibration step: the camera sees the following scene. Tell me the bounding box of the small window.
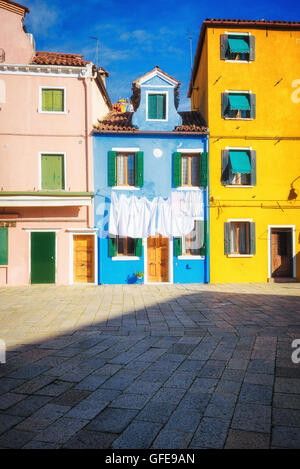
[41,154,65,190]
[221,150,255,186]
[116,236,136,256]
[116,153,135,186]
[221,92,256,119]
[147,93,166,120]
[182,220,204,256]
[0,228,8,265]
[181,154,199,187]
[224,221,255,255]
[220,34,255,61]
[41,88,65,112]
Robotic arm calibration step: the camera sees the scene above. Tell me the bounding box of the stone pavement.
[0,282,300,449]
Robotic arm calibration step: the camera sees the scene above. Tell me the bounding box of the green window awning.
[228,37,249,54]
[228,94,250,110]
[229,151,251,174]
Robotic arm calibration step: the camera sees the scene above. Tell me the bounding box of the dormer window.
[147,92,167,120]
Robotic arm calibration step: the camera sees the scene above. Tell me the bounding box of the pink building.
[0,0,112,285]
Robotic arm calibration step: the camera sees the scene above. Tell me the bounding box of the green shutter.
[156,94,166,119]
[174,237,182,256]
[52,89,64,112]
[0,228,8,265]
[224,222,230,255]
[249,222,256,255]
[199,152,208,186]
[42,89,53,111]
[108,151,117,186]
[148,94,157,119]
[135,238,142,257]
[41,154,64,190]
[173,152,181,187]
[108,237,116,257]
[135,151,144,187]
[199,220,207,256]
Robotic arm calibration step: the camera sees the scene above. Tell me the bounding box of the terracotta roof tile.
[94,110,208,134]
[32,51,90,67]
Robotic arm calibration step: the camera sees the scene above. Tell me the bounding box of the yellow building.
[188,19,300,282]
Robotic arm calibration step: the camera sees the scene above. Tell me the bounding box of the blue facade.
[93,68,209,285]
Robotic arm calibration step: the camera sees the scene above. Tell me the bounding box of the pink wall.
[0,7,34,64]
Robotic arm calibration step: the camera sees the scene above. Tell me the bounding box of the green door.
[31,232,56,284]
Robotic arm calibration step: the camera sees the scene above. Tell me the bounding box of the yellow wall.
[192,25,300,282]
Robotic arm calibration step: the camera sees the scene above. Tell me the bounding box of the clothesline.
[109,191,204,238]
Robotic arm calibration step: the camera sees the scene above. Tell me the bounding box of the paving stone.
[137,401,177,424]
[0,429,36,448]
[23,440,59,449]
[247,360,275,375]
[109,393,150,410]
[164,371,196,389]
[124,379,162,396]
[62,430,118,449]
[204,393,237,421]
[35,379,73,397]
[164,408,202,433]
[33,417,88,444]
[220,369,245,382]
[197,361,226,379]
[6,395,51,417]
[13,375,55,394]
[53,389,91,406]
[244,372,274,386]
[232,403,272,433]
[273,393,300,410]
[271,426,300,448]
[216,380,241,395]
[189,378,218,394]
[112,421,162,449]
[177,392,210,412]
[87,408,138,433]
[0,413,23,435]
[274,377,300,394]
[0,392,26,410]
[152,429,193,449]
[9,365,50,380]
[272,407,300,427]
[225,429,270,449]
[239,383,273,406]
[189,417,230,449]
[64,399,108,420]
[0,378,26,394]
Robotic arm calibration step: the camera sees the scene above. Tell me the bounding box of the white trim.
[176,187,201,191]
[144,236,173,284]
[177,148,204,153]
[225,89,252,94]
[224,117,254,121]
[112,147,140,152]
[0,63,86,78]
[39,86,67,114]
[227,254,254,258]
[112,256,140,261]
[178,255,204,260]
[225,31,251,36]
[227,218,253,222]
[142,85,173,88]
[225,60,251,64]
[27,230,58,284]
[39,151,67,191]
[225,185,254,188]
[137,70,178,87]
[225,146,252,150]
[112,186,140,191]
[70,232,98,285]
[0,196,92,207]
[146,90,168,122]
[268,225,296,279]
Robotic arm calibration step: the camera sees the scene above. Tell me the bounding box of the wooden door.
[147,235,169,282]
[271,229,293,278]
[31,232,55,284]
[73,235,95,283]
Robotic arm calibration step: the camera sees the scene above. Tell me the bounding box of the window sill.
[224,185,254,188]
[112,186,140,191]
[223,117,254,121]
[225,60,251,63]
[111,256,140,261]
[39,111,67,115]
[227,254,254,258]
[176,187,202,191]
[178,255,204,260]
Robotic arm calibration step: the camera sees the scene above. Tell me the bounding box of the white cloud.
[25,0,60,38]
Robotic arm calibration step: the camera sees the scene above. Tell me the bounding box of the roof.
[32,52,90,67]
[133,65,181,86]
[94,110,208,134]
[187,18,300,97]
[0,0,29,14]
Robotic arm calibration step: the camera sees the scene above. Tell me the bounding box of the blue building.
[93,66,209,284]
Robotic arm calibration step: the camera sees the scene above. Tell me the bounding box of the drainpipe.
[205,133,210,284]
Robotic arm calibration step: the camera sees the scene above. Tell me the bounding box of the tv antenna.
[90,36,100,68]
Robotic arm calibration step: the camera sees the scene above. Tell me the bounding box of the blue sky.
[24,0,300,111]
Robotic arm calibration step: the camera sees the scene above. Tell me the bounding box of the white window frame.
[176,148,204,190]
[39,86,67,114]
[146,90,168,122]
[111,147,140,190]
[39,152,67,191]
[226,218,254,258]
[178,217,205,260]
